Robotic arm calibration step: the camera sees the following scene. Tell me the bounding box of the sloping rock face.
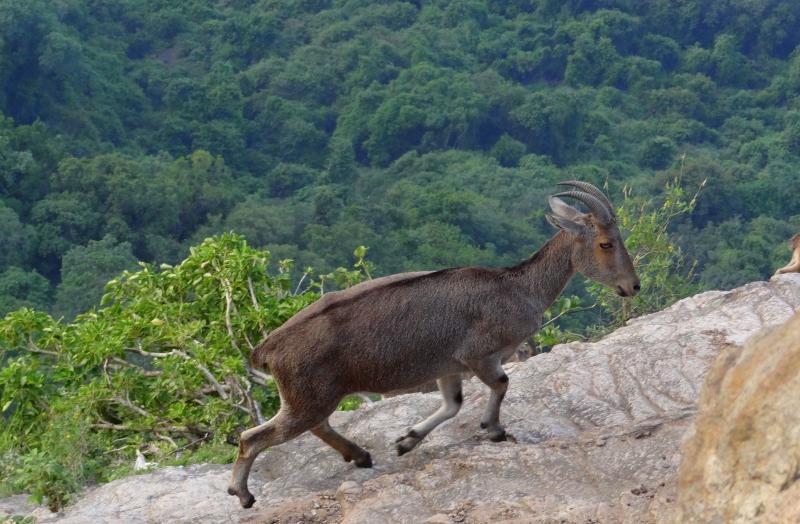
[11,274,800,523]
[677,309,800,523]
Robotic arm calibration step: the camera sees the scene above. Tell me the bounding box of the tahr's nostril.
[633,284,641,291]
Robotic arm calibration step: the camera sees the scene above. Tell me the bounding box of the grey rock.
[12,274,800,523]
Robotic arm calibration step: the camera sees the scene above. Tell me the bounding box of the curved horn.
[557,180,615,218]
[552,190,613,225]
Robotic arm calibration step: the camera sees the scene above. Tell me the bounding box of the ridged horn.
[551,190,613,225]
[557,180,615,218]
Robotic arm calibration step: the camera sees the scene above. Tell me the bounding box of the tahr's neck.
[505,230,576,309]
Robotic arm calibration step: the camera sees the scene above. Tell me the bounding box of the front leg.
[395,375,463,455]
[468,357,509,442]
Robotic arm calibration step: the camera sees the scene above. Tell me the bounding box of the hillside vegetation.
[2,0,800,317]
[3,0,800,510]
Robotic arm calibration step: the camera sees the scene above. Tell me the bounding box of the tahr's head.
[546,180,640,297]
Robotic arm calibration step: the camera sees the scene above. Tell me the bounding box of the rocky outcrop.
[677,308,800,523]
[4,274,800,523]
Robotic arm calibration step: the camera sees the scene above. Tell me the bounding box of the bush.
[0,233,369,509]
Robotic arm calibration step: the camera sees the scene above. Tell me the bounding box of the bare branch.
[91,422,133,431]
[109,356,162,377]
[227,375,265,425]
[540,303,597,329]
[26,337,58,357]
[128,343,228,399]
[126,344,181,358]
[221,278,241,353]
[247,276,267,339]
[248,366,271,386]
[155,432,177,448]
[91,421,208,435]
[242,331,255,352]
[191,358,229,400]
[168,434,211,455]
[115,393,151,418]
[293,272,308,296]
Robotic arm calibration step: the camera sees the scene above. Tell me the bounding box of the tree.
[639,136,677,169]
[0,267,50,315]
[0,203,34,270]
[54,236,137,319]
[490,133,527,167]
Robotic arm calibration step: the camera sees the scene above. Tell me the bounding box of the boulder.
[8,274,800,523]
[677,307,800,522]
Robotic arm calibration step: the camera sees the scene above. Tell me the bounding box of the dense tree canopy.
[2,1,800,317]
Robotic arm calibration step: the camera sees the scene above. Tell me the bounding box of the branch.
[128,343,228,400]
[115,393,151,418]
[248,366,271,387]
[227,375,265,425]
[540,303,597,328]
[168,434,211,455]
[126,343,181,358]
[91,421,208,435]
[26,337,58,357]
[155,432,177,448]
[109,356,162,377]
[293,272,308,296]
[221,278,242,352]
[190,358,229,400]
[247,276,267,339]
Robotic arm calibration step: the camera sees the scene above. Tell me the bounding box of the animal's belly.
[352,356,468,394]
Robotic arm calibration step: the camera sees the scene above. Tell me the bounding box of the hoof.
[354,453,373,468]
[228,486,255,509]
[394,429,419,443]
[489,430,507,442]
[241,493,256,509]
[395,435,420,456]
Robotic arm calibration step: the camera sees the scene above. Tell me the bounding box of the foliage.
[532,295,586,351]
[0,0,798,308]
[588,173,704,328]
[53,235,138,319]
[0,234,368,509]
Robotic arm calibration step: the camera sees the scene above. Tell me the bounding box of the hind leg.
[311,419,372,467]
[470,357,509,442]
[228,407,322,508]
[395,374,463,455]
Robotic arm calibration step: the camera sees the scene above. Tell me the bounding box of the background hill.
[2,0,800,319]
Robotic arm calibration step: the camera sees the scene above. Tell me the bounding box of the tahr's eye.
[599,242,613,250]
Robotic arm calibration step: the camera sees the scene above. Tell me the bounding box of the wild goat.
[228,181,640,508]
[775,233,800,275]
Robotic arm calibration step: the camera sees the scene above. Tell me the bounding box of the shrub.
[0,233,369,509]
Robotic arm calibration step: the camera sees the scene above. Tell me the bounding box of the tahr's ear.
[545,213,588,236]
[548,196,582,221]
[547,196,588,236]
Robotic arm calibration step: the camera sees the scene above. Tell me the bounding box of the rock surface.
[677,307,800,523]
[5,274,800,523]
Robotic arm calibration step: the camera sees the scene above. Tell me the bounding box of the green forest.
[3,0,800,510]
